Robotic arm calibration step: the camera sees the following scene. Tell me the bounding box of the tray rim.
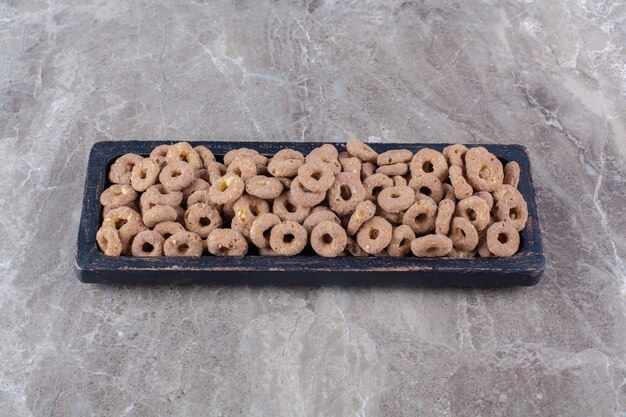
[76,141,545,286]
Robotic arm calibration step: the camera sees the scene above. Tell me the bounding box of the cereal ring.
[464,146,489,163]
[303,209,341,234]
[392,175,408,187]
[375,206,405,225]
[377,149,413,166]
[486,221,520,257]
[402,199,437,234]
[408,173,444,203]
[410,234,453,257]
[327,173,366,216]
[130,158,160,192]
[102,201,139,218]
[159,161,195,191]
[492,184,523,204]
[153,221,185,240]
[227,156,257,180]
[504,161,520,188]
[250,213,282,249]
[386,225,416,257]
[308,144,339,160]
[102,206,142,230]
[96,226,122,256]
[346,200,376,236]
[184,203,222,238]
[375,163,407,177]
[477,232,492,257]
[131,230,165,257]
[173,205,185,224]
[206,228,249,256]
[289,177,326,207]
[164,231,203,257]
[338,151,350,163]
[360,162,376,180]
[109,153,143,185]
[455,196,490,232]
[442,183,456,203]
[273,149,305,162]
[270,221,308,256]
[206,162,226,185]
[165,142,202,170]
[363,173,393,202]
[346,236,368,257]
[118,221,147,255]
[448,248,476,258]
[298,162,335,193]
[449,217,479,251]
[224,148,267,166]
[495,196,528,231]
[100,184,138,208]
[140,184,183,212]
[272,193,310,223]
[346,139,378,163]
[356,216,392,255]
[231,194,270,236]
[378,185,415,214]
[442,144,468,168]
[245,175,284,200]
[448,165,473,200]
[435,198,455,235]
[474,191,494,210]
[194,145,216,168]
[150,145,170,168]
[310,221,347,257]
[305,147,342,174]
[181,178,210,200]
[143,205,177,228]
[409,148,448,181]
[465,148,503,192]
[340,157,362,177]
[209,173,245,205]
[267,150,305,178]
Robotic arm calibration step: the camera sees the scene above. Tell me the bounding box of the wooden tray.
[75,141,545,286]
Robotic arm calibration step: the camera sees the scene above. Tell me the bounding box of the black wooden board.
[75,141,545,286]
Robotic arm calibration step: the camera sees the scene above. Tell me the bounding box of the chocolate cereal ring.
[96,226,122,256]
[194,146,216,168]
[340,157,362,177]
[306,145,342,174]
[346,139,378,163]
[409,148,448,181]
[224,148,267,166]
[386,225,416,257]
[143,205,177,228]
[442,144,468,168]
[205,229,248,256]
[166,142,203,170]
[272,192,310,223]
[303,209,341,234]
[402,199,437,234]
[360,162,376,180]
[356,216,392,254]
[153,221,185,240]
[465,148,503,192]
[486,221,520,257]
[164,231,203,257]
[377,149,413,166]
[448,165,473,200]
[209,173,245,205]
[109,153,143,185]
[411,234,453,257]
[492,184,523,204]
[376,206,405,225]
[408,173,444,203]
[140,185,183,213]
[298,162,335,193]
[435,198,455,235]
[100,184,138,209]
[268,150,305,178]
[364,173,393,202]
[250,213,281,249]
[181,178,210,200]
[289,177,326,207]
[270,221,308,256]
[231,194,270,237]
[378,186,414,214]
[227,156,257,180]
[346,200,376,236]
[102,201,139,218]
[150,145,170,168]
[245,175,284,200]
[504,161,520,188]
[376,163,408,177]
[455,196,490,232]
[159,161,195,191]
[184,202,222,238]
[130,158,160,192]
[495,195,528,231]
[311,221,347,257]
[327,173,366,216]
[131,230,165,257]
[118,221,147,255]
[449,217,479,251]
[206,162,226,185]
[102,206,142,230]
[474,191,494,210]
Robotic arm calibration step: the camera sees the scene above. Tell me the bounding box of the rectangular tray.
[76,141,545,286]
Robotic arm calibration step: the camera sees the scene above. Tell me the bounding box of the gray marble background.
[1,0,625,416]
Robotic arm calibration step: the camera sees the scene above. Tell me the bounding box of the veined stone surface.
[0,1,625,416]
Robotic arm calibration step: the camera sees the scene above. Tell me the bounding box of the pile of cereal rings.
[96,141,528,258]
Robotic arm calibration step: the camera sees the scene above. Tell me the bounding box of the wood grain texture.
[75,141,545,286]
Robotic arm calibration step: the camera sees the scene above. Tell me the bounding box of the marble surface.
[1,0,625,415]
